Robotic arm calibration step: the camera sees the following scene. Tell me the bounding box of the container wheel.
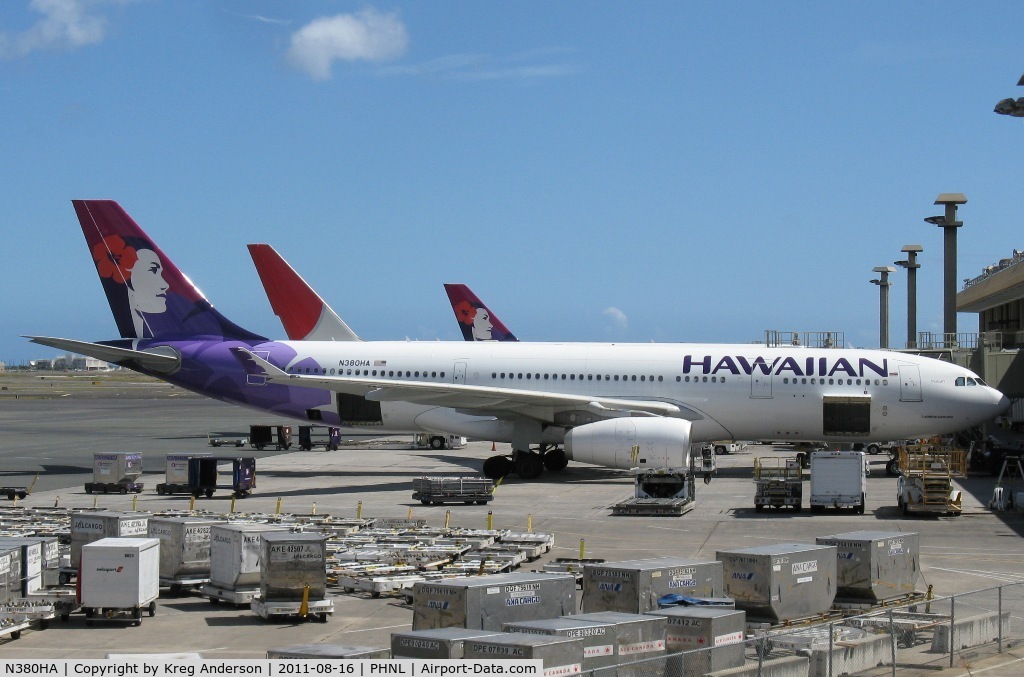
[39,619,49,630]
[60,613,70,622]
[205,488,214,498]
[857,494,866,514]
[793,504,802,513]
[371,591,381,599]
[420,499,430,505]
[6,492,14,500]
[157,486,164,495]
[58,573,70,585]
[475,500,487,505]
[430,436,445,450]
[119,486,128,494]
[464,500,474,505]
[755,504,763,513]
[133,607,142,620]
[255,444,264,451]
[318,613,329,623]
[17,491,26,499]
[209,596,220,605]
[11,630,21,639]
[148,601,156,617]
[84,487,92,494]
[343,587,354,593]
[102,487,109,494]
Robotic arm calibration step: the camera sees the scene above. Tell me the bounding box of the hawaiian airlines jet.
[29,200,1009,481]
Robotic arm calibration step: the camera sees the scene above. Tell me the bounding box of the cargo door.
[751,372,773,398]
[453,362,467,384]
[899,365,922,402]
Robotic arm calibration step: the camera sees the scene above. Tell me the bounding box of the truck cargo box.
[80,537,159,611]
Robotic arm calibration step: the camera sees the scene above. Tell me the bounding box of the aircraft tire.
[429,436,445,450]
[483,455,513,480]
[543,449,569,471]
[515,451,544,480]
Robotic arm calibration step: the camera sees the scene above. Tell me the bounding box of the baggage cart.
[249,425,291,451]
[85,453,143,495]
[1,474,37,501]
[187,456,256,498]
[251,597,333,622]
[0,617,31,641]
[207,431,248,447]
[298,426,341,451]
[156,453,210,495]
[412,476,494,505]
[753,456,803,511]
[26,587,79,621]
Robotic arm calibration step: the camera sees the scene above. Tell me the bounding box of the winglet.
[229,346,288,379]
[444,284,518,342]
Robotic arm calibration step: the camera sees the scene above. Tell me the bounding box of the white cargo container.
[80,537,160,625]
[810,451,868,513]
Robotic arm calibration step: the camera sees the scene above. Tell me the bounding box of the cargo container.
[391,628,506,659]
[716,543,837,623]
[504,617,620,670]
[156,453,211,495]
[582,557,724,613]
[809,451,868,512]
[647,607,746,676]
[85,452,144,494]
[205,523,287,604]
[260,532,328,602]
[69,511,150,571]
[1,536,60,589]
[816,530,920,602]
[80,537,159,626]
[267,645,390,659]
[147,516,221,589]
[462,632,585,673]
[0,547,20,604]
[0,538,43,597]
[411,572,577,631]
[570,611,669,663]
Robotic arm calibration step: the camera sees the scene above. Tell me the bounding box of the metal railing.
[764,331,845,349]
[963,250,1024,289]
[584,582,1024,677]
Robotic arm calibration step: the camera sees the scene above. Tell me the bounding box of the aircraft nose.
[993,389,1011,416]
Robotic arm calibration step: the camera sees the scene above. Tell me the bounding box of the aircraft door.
[750,372,773,398]
[453,362,467,384]
[899,365,922,402]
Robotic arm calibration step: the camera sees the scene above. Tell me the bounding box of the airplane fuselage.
[141,338,1002,445]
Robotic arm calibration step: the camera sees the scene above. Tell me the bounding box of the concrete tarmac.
[2,375,1024,663]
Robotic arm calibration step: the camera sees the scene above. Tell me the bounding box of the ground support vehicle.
[298,426,341,451]
[896,446,965,516]
[1,473,37,501]
[84,480,143,494]
[251,597,333,622]
[753,457,803,512]
[248,425,292,451]
[156,453,210,495]
[206,431,247,448]
[0,616,31,641]
[187,456,256,498]
[414,433,468,450]
[989,455,1024,511]
[411,476,494,505]
[809,451,868,513]
[612,467,696,516]
[0,603,56,636]
[201,583,259,607]
[845,610,950,648]
[710,441,748,454]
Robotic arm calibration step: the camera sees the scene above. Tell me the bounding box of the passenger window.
[676,376,681,382]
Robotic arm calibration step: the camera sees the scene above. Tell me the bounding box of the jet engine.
[564,418,692,470]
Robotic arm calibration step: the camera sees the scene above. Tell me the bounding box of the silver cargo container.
[582,557,724,613]
[148,516,222,580]
[717,543,837,623]
[92,452,143,484]
[504,617,620,670]
[462,632,584,672]
[267,645,390,659]
[816,530,920,601]
[391,628,505,659]
[70,512,150,568]
[411,572,577,631]
[0,538,43,596]
[0,548,19,604]
[209,523,287,590]
[570,612,668,664]
[647,607,746,676]
[260,532,327,602]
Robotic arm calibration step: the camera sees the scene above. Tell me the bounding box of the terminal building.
[957,248,1024,419]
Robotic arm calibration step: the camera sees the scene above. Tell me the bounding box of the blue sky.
[1,1,1022,364]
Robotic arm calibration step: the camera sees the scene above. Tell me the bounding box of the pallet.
[612,497,694,516]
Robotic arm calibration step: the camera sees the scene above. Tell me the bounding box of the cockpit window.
[955,377,965,386]
[976,377,987,386]
[966,378,977,386]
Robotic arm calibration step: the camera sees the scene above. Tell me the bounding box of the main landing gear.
[483,445,568,481]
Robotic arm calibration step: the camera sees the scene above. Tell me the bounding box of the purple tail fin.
[74,200,264,341]
[443,284,518,342]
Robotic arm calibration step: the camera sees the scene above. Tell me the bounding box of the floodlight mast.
[895,245,923,349]
[925,194,967,340]
[871,266,896,349]
[993,73,1024,117]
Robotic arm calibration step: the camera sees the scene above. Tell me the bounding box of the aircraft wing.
[231,348,683,420]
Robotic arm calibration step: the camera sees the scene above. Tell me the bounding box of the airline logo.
[683,355,891,378]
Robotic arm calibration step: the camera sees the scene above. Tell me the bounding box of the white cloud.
[286,8,408,81]
[0,0,118,59]
[381,49,578,81]
[603,307,628,330]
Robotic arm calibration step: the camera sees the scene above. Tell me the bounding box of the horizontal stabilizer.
[25,336,180,373]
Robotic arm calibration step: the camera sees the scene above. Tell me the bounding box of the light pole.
[924,193,967,342]
[871,266,896,349]
[994,73,1024,117]
[895,245,923,349]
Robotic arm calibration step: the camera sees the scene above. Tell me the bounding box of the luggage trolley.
[249,425,292,451]
[187,457,256,498]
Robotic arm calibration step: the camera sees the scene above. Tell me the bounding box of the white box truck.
[809,451,868,513]
[80,537,160,626]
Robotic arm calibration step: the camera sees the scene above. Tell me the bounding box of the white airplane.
[29,200,1009,481]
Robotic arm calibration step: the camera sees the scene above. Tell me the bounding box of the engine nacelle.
[564,418,692,470]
